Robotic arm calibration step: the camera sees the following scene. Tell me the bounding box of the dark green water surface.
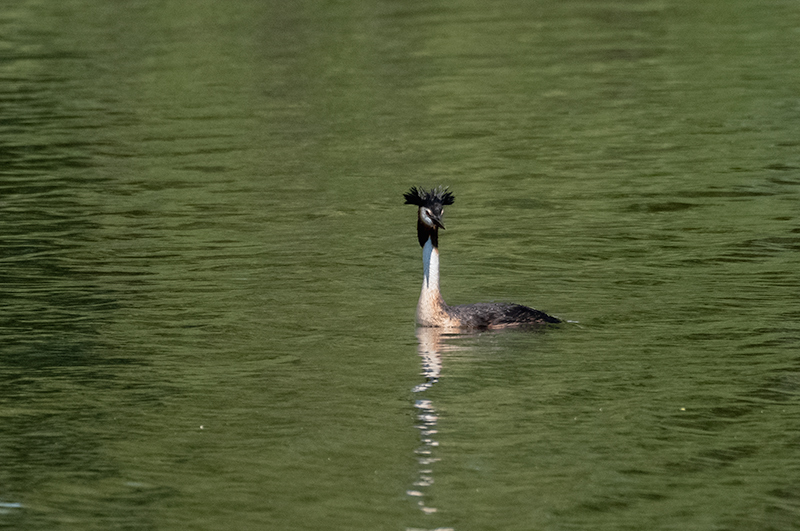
[2,1,799,530]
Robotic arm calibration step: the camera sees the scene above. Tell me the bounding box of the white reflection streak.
[407,327,451,518]
[412,327,442,393]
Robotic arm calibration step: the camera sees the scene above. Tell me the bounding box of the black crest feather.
[403,186,455,207]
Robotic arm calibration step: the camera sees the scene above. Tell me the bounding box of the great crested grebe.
[404,186,560,328]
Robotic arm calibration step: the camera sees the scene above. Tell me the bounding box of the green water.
[2,0,799,530]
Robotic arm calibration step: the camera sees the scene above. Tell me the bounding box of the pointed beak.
[421,208,446,230]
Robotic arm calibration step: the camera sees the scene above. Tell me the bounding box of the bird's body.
[405,186,559,329]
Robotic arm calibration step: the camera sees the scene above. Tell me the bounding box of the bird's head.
[403,186,455,247]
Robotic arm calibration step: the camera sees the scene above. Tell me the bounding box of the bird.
[404,186,560,328]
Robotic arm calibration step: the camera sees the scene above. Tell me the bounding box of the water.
[1,0,799,529]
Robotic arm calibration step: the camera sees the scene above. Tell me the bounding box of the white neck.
[422,238,439,292]
[417,237,447,326]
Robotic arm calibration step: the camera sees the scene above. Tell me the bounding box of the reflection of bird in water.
[412,327,446,393]
[404,186,560,328]
[407,327,451,516]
